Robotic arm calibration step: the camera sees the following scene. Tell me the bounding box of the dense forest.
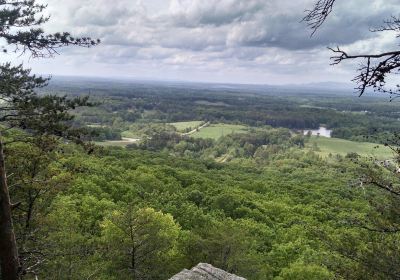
[0,79,397,279]
[6,122,400,279]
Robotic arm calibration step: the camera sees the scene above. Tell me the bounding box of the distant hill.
[45,75,378,98]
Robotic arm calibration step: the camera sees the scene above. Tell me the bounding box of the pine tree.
[0,1,99,279]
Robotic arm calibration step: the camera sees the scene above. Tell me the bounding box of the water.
[303,127,332,138]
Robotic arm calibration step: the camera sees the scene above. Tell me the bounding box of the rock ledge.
[170,263,246,280]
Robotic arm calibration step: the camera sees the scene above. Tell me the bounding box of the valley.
[10,79,399,279]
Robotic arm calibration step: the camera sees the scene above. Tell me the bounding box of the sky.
[6,0,400,85]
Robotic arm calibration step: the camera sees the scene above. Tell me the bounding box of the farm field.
[191,123,248,140]
[308,136,393,159]
[169,121,204,132]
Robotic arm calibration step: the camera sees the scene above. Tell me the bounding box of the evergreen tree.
[0,1,99,279]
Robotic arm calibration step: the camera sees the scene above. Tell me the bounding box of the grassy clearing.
[121,130,140,138]
[192,123,248,140]
[307,136,393,159]
[169,121,204,132]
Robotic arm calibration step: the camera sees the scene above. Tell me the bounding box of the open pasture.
[308,136,393,159]
[191,123,248,140]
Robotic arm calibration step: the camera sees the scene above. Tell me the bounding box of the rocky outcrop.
[170,263,247,280]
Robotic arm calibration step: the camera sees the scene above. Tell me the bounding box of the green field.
[192,123,248,140]
[308,136,393,159]
[169,121,204,132]
[121,130,140,138]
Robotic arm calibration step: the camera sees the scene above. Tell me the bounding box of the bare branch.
[327,46,400,96]
[302,0,336,36]
[362,176,400,197]
[305,2,400,96]
[372,16,400,37]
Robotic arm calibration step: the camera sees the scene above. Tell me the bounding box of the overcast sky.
[8,0,400,85]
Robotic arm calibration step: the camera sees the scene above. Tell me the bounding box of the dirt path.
[121,137,141,143]
[182,121,210,136]
[216,154,230,163]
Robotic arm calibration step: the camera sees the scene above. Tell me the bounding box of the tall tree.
[101,207,181,280]
[0,1,99,279]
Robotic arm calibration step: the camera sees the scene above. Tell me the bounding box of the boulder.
[170,263,246,280]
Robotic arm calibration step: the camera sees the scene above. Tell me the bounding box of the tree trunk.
[131,247,136,280]
[0,135,20,280]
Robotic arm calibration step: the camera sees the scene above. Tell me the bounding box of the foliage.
[101,207,181,279]
[0,1,99,279]
[6,143,394,279]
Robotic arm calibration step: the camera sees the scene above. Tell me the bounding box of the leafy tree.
[6,137,74,277]
[40,195,116,279]
[0,1,99,279]
[100,207,181,280]
[184,219,269,279]
[40,196,92,280]
[276,262,333,280]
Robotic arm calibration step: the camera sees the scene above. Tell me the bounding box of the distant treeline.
[45,82,400,144]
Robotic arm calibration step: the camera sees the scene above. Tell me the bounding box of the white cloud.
[17,0,398,85]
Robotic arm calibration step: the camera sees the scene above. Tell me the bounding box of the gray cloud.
[23,0,400,85]
[44,0,399,50]
[167,0,264,27]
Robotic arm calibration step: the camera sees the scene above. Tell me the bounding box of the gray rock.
[170,263,247,280]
